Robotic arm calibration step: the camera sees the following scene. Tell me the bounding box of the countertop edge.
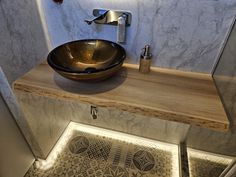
[13,81,229,132]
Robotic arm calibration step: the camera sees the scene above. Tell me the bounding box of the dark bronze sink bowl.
[47,39,126,81]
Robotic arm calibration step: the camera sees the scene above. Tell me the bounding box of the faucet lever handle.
[117,14,127,43]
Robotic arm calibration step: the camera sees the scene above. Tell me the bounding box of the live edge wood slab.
[13,63,229,132]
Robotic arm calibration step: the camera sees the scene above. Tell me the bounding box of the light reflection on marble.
[14,89,189,159]
[39,0,236,73]
[70,104,190,145]
[15,90,71,158]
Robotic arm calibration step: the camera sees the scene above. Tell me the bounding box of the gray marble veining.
[39,0,236,73]
[187,18,236,156]
[0,0,235,79]
[0,0,48,83]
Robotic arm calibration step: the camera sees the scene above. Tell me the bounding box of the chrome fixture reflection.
[85,9,132,43]
[139,45,152,74]
[84,10,109,25]
[91,106,98,119]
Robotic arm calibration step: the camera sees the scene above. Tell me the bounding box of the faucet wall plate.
[92,9,132,26]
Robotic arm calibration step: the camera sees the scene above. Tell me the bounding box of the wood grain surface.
[13,63,229,132]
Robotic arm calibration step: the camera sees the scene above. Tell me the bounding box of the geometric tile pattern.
[133,150,155,171]
[25,130,173,177]
[189,157,228,177]
[86,138,111,161]
[69,136,89,154]
[188,149,233,177]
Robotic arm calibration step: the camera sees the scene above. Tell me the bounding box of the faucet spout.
[84,10,109,25]
[84,20,93,25]
[84,9,132,43]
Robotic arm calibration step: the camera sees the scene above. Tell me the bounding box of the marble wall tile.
[39,0,236,73]
[15,90,71,158]
[70,103,190,145]
[187,18,236,156]
[0,0,48,83]
[0,0,235,81]
[14,88,189,158]
[187,125,236,156]
[0,0,50,158]
[0,67,43,157]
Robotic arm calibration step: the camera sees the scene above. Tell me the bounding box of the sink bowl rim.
[47,39,126,74]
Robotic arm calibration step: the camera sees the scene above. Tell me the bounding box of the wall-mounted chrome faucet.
[85,9,132,43]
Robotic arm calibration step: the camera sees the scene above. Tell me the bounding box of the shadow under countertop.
[54,67,128,95]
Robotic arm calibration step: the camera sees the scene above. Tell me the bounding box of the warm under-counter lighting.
[188,148,233,177]
[188,148,233,164]
[35,122,74,170]
[36,122,180,177]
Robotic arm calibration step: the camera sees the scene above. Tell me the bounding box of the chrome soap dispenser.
[139,45,152,73]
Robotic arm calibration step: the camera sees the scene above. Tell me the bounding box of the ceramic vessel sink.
[47,39,126,81]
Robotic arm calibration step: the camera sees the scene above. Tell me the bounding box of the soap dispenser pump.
[139,45,152,73]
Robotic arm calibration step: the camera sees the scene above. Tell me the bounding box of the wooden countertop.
[13,63,229,132]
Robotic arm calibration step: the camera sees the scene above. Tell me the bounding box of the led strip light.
[188,148,234,177]
[36,122,180,177]
[188,148,233,164]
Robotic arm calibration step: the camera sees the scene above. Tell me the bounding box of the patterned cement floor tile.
[25,128,176,177]
[188,149,233,177]
[24,123,235,177]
